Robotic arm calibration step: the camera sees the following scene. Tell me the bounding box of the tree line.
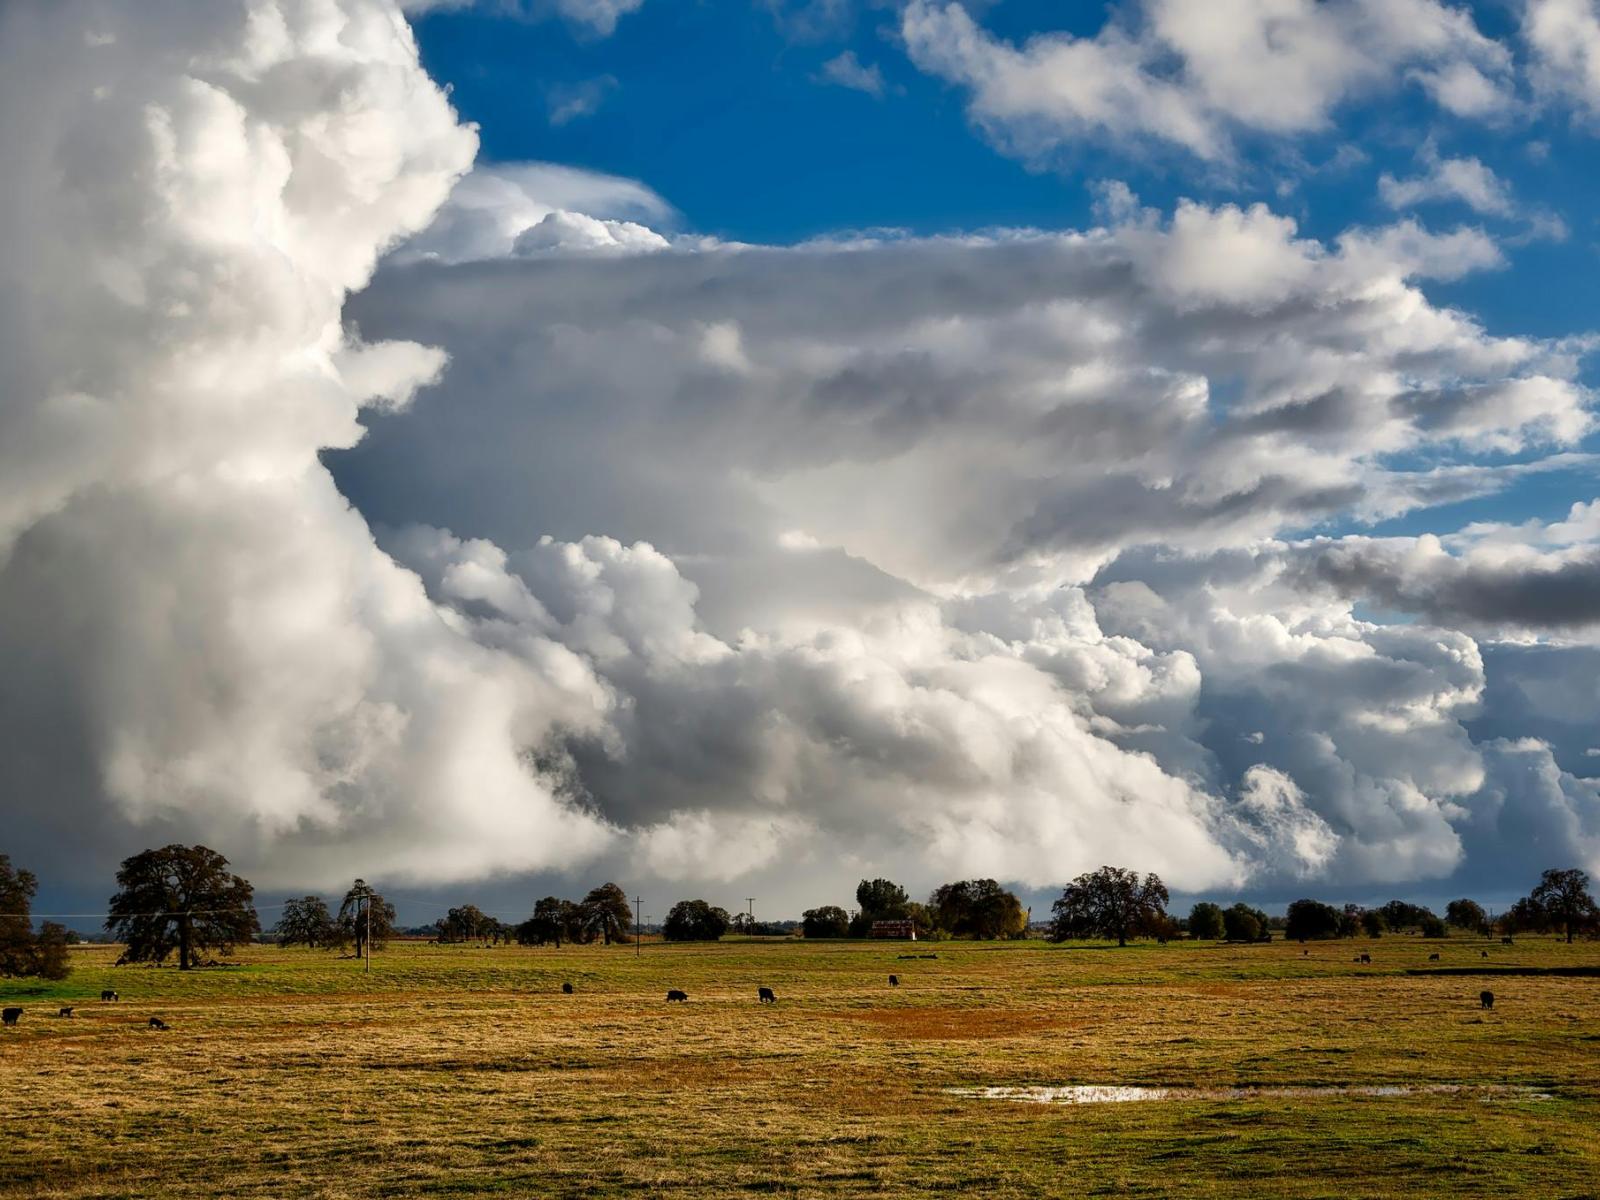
[3,845,1597,981]
[801,877,1031,940]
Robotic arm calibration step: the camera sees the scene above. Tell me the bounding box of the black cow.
[561,983,573,995]
[101,990,118,1002]
[888,974,899,987]
[1481,950,1489,958]
[666,989,688,1002]
[758,987,776,1004]
[1501,936,1514,946]
[1428,953,1440,961]
[1480,990,1495,1010]
[2,1008,21,1027]
[58,1006,74,1018]
[149,1017,169,1030]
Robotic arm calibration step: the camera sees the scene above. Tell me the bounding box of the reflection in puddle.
[945,1084,1553,1105]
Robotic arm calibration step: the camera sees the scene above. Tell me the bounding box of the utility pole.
[635,894,643,958]
[365,891,372,975]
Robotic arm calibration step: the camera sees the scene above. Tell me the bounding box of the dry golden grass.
[1,935,1597,1197]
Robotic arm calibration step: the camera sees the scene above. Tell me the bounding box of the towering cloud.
[0,0,615,889]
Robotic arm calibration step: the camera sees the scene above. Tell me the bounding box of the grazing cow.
[758,987,776,1004]
[1481,950,1489,958]
[666,989,688,1003]
[1501,936,1514,946]
[561,983,573,995]
[1480,990,1495,1010]
[149,1017,169,1030]
[101,990,118,1002]
[1428,953,1440,961]
[58,1006,74,1018]
[2,1008,21,1027]
[888,974,899,987]
[1359,953,1372,964]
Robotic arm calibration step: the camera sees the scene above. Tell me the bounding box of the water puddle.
[945,1084,1552,1105]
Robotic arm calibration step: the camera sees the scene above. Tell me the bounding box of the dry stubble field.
[1,936,1598,1198]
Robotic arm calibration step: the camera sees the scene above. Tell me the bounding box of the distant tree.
[1529,868,1600,944]
[1502,895,1546,937]
[1049,867,1169,947]
[929,879,1027,939]
[1187,902,1225,941]
[437,904,497,945]
[1379,900,1427,933]
[106,845,258,970]
[801,905,851,938]
[0,856,70,981]
[849,878,912,935]
[662,900,730,942]
[274,896,342,950]
[1418,912,1448,938]
[517,896,576,947]
[337,881,396,958]
[1359,909,1386,938]
[1223,903,1269,943]
[904,901,936,937]
[579,883,634,945]
[1444,899,1488,936]
[1284,898,1343,941]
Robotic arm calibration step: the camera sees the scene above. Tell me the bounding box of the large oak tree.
[1529,868,1600,944]
[106,845,259,969]
[1049,866,1169,947]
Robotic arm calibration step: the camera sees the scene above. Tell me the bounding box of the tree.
[1445,898,1488,936]
[929,879,1027,939]
[662,899,730,942]
[1223,903,1268,943]
[1049,867,1169,947]
[579,883,633,945]
[517,896,576,947]
[1503,895,1545,936]
[437,904,498,944]
[337,881,396,958]
[1418,912,1448,938]
[1284,898,1343,941]
[106,845,259,969]
[849,878,912,935]
[274,896,342,950]
[1529,868,1600,944]
[801,905,850,938]
[1187,902,1225,940]
[1359,909,1386,938]
[0,855,70,980]
[1379,900,1427,933]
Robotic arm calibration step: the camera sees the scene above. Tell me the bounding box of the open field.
[2,936,1598,1198]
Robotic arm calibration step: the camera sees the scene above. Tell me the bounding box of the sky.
[4,0,1600,928]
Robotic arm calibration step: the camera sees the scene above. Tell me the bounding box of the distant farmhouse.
[869,919,917,940]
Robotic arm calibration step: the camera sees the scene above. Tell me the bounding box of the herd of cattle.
[1,992,171,1030]
[1,954,1507,1030]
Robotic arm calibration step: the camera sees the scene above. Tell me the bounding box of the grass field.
[2,935,1598,1198]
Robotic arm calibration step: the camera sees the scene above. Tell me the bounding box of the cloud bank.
[4,0,1599,913]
